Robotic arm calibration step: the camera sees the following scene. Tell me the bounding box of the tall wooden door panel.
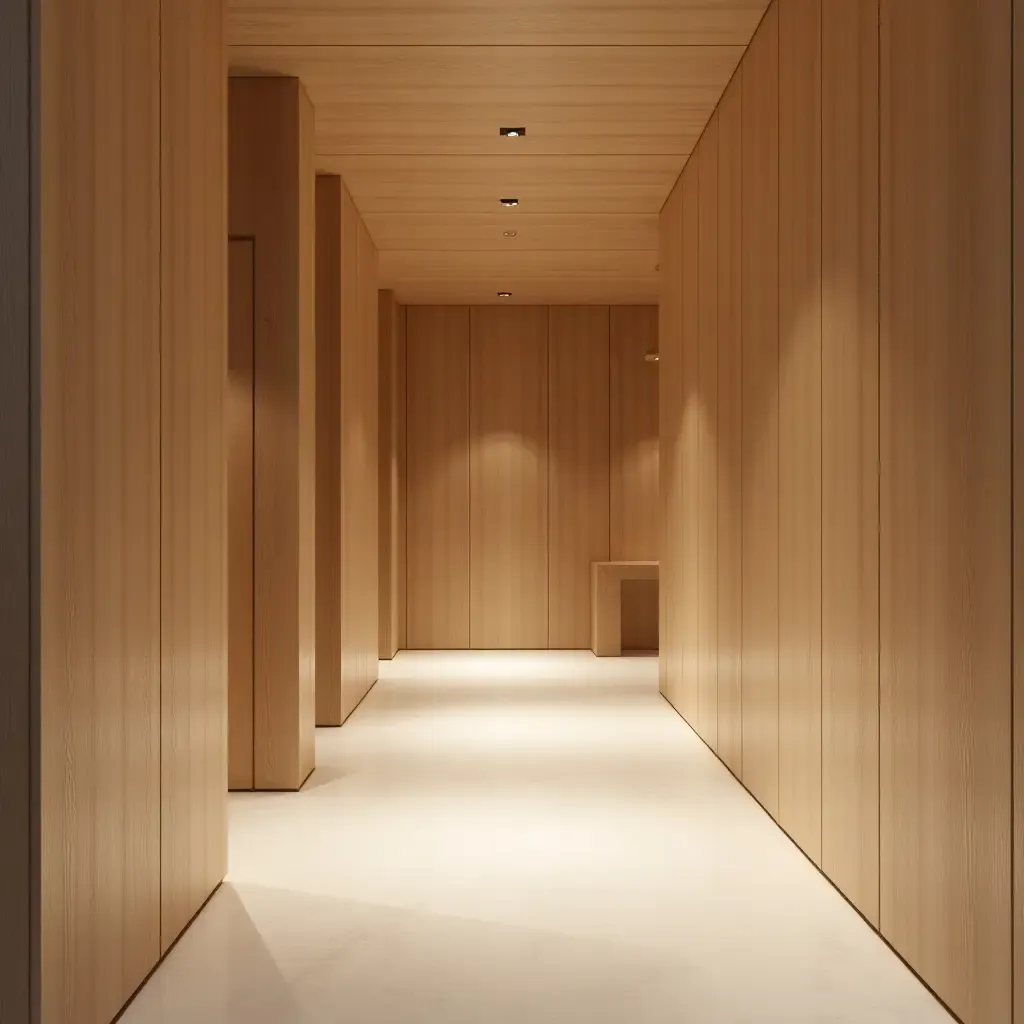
[406,306,472,649]
[880,0,1012,1019]
[228,239,255,791]
[470,306,550,649]
[821,0,880,926]
[548,306,610,649]
[740,2,781,818]
[777,0,823,865]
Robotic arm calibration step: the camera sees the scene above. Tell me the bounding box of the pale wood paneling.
[716,68,743,778]
[679,160,701,727]
[160,0,229,947]
[225,38,752,304]
[470,306,550,649]
[697,114,720,751]
[379,291,407,659]
[229,76,316,790]
[317,180,380,724]
[228,1,769,46]
[740,1,780,818]
[342,211,380,720]
[315,177,343,721]
[777,0,822,865]
[41,1,163,1019]
[821,0,880,926]
[548,306,611,649]
[659,180,685,707]
[228,240,255,791]
[406,307,472,649]
[0,2,34,1017]
[610,306,660,561]
[879,1,1012,1019]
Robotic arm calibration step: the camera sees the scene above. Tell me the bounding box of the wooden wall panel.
[406,306,472,648]
[470,306,550,649]
[879,1,1012,1020]
[610,305,660,560]
[315,176,343,722]
[777,0,822,864]
[342,211,380,721]
[229,77,316,790]
[160,0,229,947]
[41,1,163,1019]
[821,0,879,926]
[228,240,255,791]
[678,161,701,726]
[697,112,720,751]
[0,2,34,1018]
[379,291,407,659]
[548,306,611,649]
[740,1,780,818]
[316,180,380,724]
[659,180,685,707]
[716,69,744,778]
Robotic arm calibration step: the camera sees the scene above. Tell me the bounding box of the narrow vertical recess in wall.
[1014,0,1022,1018]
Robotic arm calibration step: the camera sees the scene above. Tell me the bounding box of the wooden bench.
[591,560,660,657]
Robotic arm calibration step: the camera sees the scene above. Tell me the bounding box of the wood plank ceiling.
[228,0,769,304]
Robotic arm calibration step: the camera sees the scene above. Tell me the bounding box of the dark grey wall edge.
[0,0,39,1021]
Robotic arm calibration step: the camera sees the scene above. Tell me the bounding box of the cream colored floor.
[124,651,952,1023]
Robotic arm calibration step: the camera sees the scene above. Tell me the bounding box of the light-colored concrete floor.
[124,651,952,1023]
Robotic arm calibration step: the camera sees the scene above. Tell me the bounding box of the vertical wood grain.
[406,306,472,648]
[315,175,343,724]
[41,0,162,1017]
[470,306,550,649]
[697,114,721,751]
[379,291,400,659]
[228,240,255,791]
[740,0,780,818]
[821,0,880,926]
[396,304,408,651]
[160,0,229,946]
[343,212,379,720]
[716,68,744,778]
[548,306,610,649]
[0,1,34,1018]
[317,180,380,724]
[880,0,1012,1018]
[777,0,823,864]
[678,160,701,726]
[660,181,685,707]
[610,306,660,561]
[229,77,316,790]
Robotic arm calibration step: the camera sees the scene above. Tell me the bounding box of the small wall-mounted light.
[499,127,527,137]
[500,198,519,207]
[503,230,518,238]
[498,292,513,299]
[645,351,660,363]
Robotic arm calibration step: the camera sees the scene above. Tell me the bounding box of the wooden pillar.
[0,2,36,1019]
[229,76,316,791]
[315,175,380,725]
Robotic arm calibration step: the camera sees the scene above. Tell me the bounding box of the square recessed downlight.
[503,230,518,238]
[500,197,519,207]
[498,292,513,298]
[499,127,527,137]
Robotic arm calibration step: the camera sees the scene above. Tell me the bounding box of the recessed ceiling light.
[503,230,518,238]
[500,198,519,207]
[645,351,660,363]
[498,292,513,298]
[500,127,527,137]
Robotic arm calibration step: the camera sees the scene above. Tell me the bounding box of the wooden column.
[229,76,316,791]
[0,2,35,1020]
